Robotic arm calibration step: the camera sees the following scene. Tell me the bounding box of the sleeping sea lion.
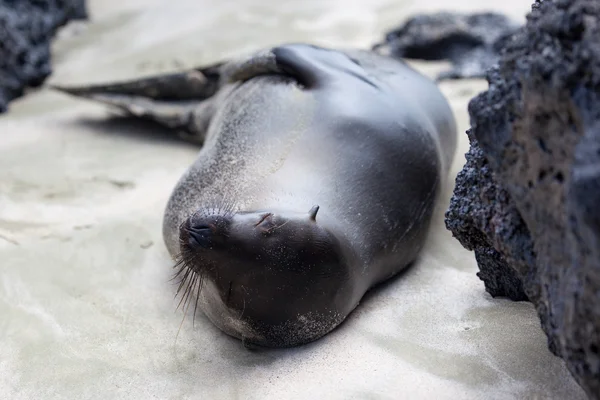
[54,43,457,347]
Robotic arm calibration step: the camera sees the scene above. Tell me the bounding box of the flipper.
[51,63,224,143]
[51,45,374,142]
[51,50,287,143]
[273,44,377,89]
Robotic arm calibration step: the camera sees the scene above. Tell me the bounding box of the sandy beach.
[0,0,588,399]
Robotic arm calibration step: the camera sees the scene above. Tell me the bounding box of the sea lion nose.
[188,224,212,248]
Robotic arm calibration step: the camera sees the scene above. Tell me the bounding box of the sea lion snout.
[181,210,232,250]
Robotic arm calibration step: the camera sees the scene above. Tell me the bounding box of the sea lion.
[54,43,457,348]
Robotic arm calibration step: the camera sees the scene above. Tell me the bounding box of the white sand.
[0,0,587,399]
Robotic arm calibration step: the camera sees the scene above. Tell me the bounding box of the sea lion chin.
[175,205,355,347]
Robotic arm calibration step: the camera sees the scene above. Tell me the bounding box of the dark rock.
[0,0,88,113]
[445,0,600,397]
[372,12,520,80]
[445,128,531,302]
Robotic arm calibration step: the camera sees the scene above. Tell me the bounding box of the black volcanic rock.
[445,128,531,302]
[0,0,87,113]
[372,12,520,80]
[446,0,600,397]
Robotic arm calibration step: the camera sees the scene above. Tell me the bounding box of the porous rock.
[372,12,520,80]
[0,0,87,113]
[445,0,600,397]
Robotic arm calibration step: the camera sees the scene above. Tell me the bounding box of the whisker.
[183,274,198,308]
[169,257,187,280]
[171,247,207,342]
[193,274,202,327]
[267,219,290,234]
[175,312,186,344]
[176,271,195,311]
[273,220,290,230]
[174,268,193,299]
[171,196,240,342]
[185,275,198,311]
[175,275,196,343]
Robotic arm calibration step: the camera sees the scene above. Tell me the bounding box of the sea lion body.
[163,45,456,346]
[55,44,457,347]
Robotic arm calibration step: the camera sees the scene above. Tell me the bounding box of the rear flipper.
[52,50,287,143]
[52,62,227,144]
[51,45,368,142]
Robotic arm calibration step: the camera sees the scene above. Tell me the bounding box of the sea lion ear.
[308,205,320,221]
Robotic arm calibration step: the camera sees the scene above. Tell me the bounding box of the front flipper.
[273,44,377,89]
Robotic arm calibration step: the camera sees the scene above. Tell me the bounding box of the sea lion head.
[176,205,352,347]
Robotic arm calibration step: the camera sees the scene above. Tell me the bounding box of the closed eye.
[254,213,273,227]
